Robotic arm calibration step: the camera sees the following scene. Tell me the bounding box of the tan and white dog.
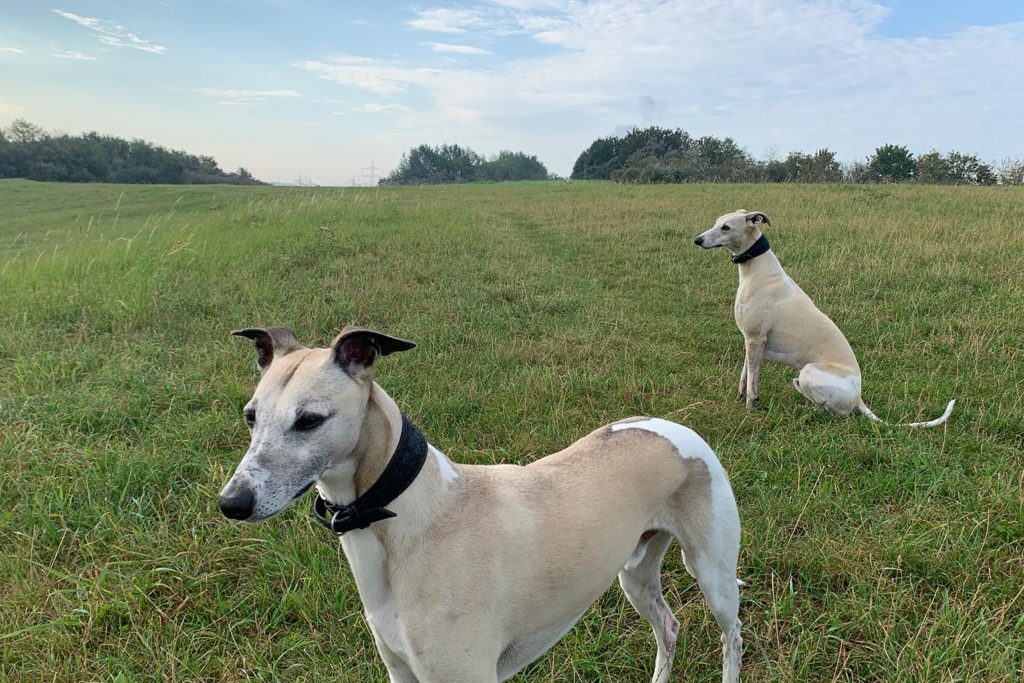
[219,326,743,683]
[694,210,955,427]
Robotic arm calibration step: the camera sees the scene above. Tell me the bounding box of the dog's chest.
[734,272,796,332]
[341,532,411,660]
[733,286,763,331]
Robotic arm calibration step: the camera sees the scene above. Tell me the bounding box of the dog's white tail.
[857,399,956,428]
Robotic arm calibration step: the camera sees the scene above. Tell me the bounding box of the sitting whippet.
[219,326,743,683]
[694,210,955,427]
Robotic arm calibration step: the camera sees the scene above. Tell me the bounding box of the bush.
[382,145,549,185]
[572,126,762,183]
[997,158,1024,186]
[868,144,916,182]
[0,119,264,185]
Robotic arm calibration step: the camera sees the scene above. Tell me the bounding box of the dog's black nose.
[219,488,255,520]
[694,236,704,246]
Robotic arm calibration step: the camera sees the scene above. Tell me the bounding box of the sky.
[1,0,1022,185]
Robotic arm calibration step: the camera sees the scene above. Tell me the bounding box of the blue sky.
[1,1,1022,185]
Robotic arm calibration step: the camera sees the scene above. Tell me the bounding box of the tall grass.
[1,179,1021,681]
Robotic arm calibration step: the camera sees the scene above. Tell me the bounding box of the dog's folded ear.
[231,327,305,373]
[332,326,416,380]
[745,211,771,226]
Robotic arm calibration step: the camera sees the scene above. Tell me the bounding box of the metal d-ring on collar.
[731,234,771,264]
[313,414,428,536]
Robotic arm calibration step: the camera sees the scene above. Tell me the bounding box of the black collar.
[731,234,771,264]
[313,414,428,536]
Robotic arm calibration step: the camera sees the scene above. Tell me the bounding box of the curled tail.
[857,399,956,428]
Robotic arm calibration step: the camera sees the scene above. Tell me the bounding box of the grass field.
[1,178,1021,682]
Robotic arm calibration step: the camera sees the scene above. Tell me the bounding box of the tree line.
[381,144,549,185]
[0,119,263,185]
[570,126,1024,185]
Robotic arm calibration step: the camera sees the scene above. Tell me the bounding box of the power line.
[361,158,382,185]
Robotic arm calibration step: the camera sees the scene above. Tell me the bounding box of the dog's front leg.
[737,357,748,401]
[744,335,766,409]
[372,632,421,683]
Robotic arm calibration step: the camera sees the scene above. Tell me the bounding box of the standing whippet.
[219,326,743,683]
[694,209,955,427]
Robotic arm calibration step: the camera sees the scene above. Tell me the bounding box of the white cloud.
[0,47,25,55]
[52,9,166,54]
[52,49,97,61]
[218,100,254,106]
[424,42,493,55]
[406,8,489,33]
[0,102,23,115]
[406,4,563,37]
[304,1,1024,175]
[294,55,444,96]
[194,88,302,100]
[361,103,412,113]
[490,0,565,8]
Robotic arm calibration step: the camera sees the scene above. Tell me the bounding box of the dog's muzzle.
[219,486,255,520]
[694,235,704,246]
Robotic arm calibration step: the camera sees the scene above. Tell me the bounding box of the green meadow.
[1,179,1021,682]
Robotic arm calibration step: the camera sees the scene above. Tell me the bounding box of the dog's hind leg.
[793,363,860,415]
[619,531,678,683]
[677,532,742,683]
[669,474,742,683]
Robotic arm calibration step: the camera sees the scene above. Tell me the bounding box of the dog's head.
[693,209,770,252]
[218,326,415,522]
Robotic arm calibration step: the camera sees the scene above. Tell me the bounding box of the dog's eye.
[721,225,731,231]
[243,409,256,427]
[293,413,327,432]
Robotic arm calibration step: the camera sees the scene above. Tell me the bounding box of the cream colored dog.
[219,326,743,683]
[694,210,954,427]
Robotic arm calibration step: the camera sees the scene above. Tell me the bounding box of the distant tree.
[915,150,996,185]
[574,126,766,183]
[763,158,791,182]
[478,151,548,181]
[383,144,481,185]
[976,164,997,186]
[382,144,548,185]
[0,129,14,177]
[997,158,1024,186]
[868,144,915,182]
[570,130,1003,186]
[0,119,264,184]
[780,149,843,183]
[845,160,873,183]
[915,151,950,184]
[571,136,622,180]
[807,149,843,182]
[944,151,996,185]
[7,118,45,144]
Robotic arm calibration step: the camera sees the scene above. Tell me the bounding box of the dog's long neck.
[734,230,784,282]
[317,382,457,541]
